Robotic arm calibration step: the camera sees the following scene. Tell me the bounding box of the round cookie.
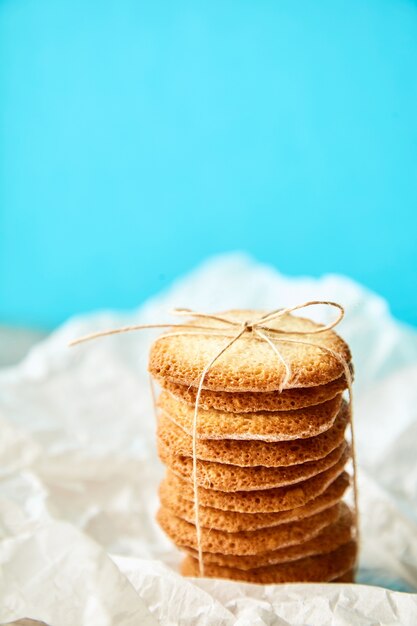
[158,440,347,492]
[149,310,351,392]
[157,401,349,467]
[164,448,350,513]
[180,540,358,583]
[159,471,350,532]
[157,503,341,555]
[158,374,348,413]
[184,505,353,569]
[158,391,343,441]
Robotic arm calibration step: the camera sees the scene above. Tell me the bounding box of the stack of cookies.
[149,309,357,584]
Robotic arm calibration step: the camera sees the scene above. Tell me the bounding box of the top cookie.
[149,310,351,392]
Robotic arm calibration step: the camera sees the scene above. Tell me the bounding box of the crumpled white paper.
[1,253,417,626]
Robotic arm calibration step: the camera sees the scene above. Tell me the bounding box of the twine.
[70,300,358,578]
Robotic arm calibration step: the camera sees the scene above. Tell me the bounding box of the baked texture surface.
[158,440,347,491]
[180,540,357,583]
[158,374,347,413]
[149,310,351,392]
[158,390,343,441]
[164,448,349,512]
[159,471,350,532]
[157,503,341,555]
[184,505,353,568]
[157,401,349,467]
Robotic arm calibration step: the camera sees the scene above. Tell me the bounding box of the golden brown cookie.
[158,440,347,492]
[158,391,343,441]
[158,374,347,413]
[180,540,358,583]
[184,505,353,569]
[164,447,349,513]
[159,471,350,532]
[157,401,349,467]
[157,503,341,555]
[149,310,351,392]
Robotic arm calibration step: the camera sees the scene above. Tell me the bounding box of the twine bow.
[71,301,358,578]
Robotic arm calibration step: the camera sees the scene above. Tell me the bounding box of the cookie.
[180,540,357,583]
[164,447,349,512]
[159,471,350,532]
[149,310,351,392]
[157,503,341,555]
[158,374,347,413]
[158,391,343,441]
[157,401,349,467]
[158,440,347,492]
[184,505,353,569]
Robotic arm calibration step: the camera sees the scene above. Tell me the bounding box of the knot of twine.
[71,300,358,578]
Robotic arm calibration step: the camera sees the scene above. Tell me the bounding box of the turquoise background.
[1,0,416,329]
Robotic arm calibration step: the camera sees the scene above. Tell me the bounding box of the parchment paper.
[1,253,416,625]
